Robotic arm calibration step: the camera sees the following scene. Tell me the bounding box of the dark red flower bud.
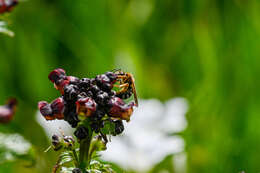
[48,68,66,83]
[76,97,97,117]
[54,79,70,95]
[50,97,65,120]
[108,97,134,122]
[0,0,18,14]
[0,98,18,124]
[38,101,55,120]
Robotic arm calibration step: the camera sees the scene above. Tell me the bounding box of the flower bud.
[76,97,97,117]
[113,120,124,135]
[54,79,70,95]
[105,71,117,84]
[78,78,91,90]
[96,91,109,106]
[74,126,88,140]
[48,68,66,83]
[108,97,134,122]
[64,84,79,101]
[38,101,55,120]
[52,134,62,151]
[50,97,65,120]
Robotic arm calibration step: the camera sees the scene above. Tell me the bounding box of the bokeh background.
[1,0,260,172]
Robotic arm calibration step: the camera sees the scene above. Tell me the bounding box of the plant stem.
[79,139,87,169]
[79,130,93,171]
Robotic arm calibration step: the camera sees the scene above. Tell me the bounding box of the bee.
[0,0,18,14]
[113,70,138,107]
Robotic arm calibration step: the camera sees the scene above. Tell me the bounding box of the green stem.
[79,130,93,171]
[85,131,93,166]
[79,139,87,169]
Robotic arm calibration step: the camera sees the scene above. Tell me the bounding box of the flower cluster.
[38,68,136,140]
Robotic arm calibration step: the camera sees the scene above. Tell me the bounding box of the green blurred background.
[1,0,260,172]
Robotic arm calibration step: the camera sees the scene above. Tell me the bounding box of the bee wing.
[129,74,138,107]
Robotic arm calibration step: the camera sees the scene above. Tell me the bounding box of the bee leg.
[116,83,129,94]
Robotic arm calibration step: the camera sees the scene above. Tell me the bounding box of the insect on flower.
[113,70,139,107]
[0,0,18,14]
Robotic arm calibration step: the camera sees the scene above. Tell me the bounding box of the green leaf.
[100,120,115,135]
[59,151,74,165]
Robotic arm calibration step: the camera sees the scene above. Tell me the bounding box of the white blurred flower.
[36,111,73,138]
[101,98,189,172]
[0,133,31,155]
[0,133,32,162]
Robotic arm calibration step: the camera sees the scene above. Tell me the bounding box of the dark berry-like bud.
[50,97,65,120]
[64,108,79,128]
[108,97,134,122]
[113,120,124,135]
[38,101,55,120]
[76,97,97,117]
[109,90,116,96]
[64,84,79,101]
[93,108,106,120]
[90,121,104,133]
[72,168,82,173]
[86,91,94,98]
[74,126,88,140]
[95,74,113,91]
[79,78,91,90]
[96,74,110,84]
[90,84,100,95]
[48,68,66,83]
[96,91,109,106]
[105,71,117,83]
